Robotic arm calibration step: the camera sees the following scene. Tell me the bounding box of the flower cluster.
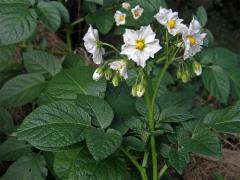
[83,5,206,97]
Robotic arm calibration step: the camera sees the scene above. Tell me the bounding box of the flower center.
[119,15,125,22]
[187,35,197,45]
[168,19,176,29]
[136,40,145,50]
[134,11,140,17]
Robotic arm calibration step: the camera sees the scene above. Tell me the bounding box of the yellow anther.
[135,40,145,50]
[168,19,176,29]
[119,15,125,21]
[187,35,197,45]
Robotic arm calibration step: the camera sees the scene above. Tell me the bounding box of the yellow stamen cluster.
[135,40,145,50]
[119,15,125,22]
[187,35,197,45]
[168,19,176,29]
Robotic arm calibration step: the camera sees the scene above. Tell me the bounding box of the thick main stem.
[145,89,158,180]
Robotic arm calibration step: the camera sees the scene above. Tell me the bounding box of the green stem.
[121,148,148,180]
[65,26,73,52]
[158,164,168,179]
[71,17,85,27]
[101,42,121,54]
[145,88,158,180]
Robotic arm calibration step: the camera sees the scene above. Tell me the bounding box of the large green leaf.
[168,148,189,174]
[0,7,37,45]
[50,2,70,23]
[37,1,61,32]
[158,106,194,123]
[23,51,62,76]
[0,107,14,134]
[2,153,47,180]
[17,102,92,148]
[77,95,113,129]
[0,0,33,6]
[202,65,230,104]
[46,67,106,100]
[53,147,128,180]
[84,0,103,5]
[95,9,114,34]
[0,46,15,72]
[183,128,221,158]
[196,6,208,26]
[0,73,46,107]
[86,128,122,160]
[204,101,240,133]
[0,137,32,161]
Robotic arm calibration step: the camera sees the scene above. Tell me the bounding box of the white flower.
[131,5,144,20]
[114,11,126,26]
[122,2,131,10]
[154,7,185,36]
[83,26,105,64]
[121,25,162,68]
[182,18,207,59]
[109,60,128,79]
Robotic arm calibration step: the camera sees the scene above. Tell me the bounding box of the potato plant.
[0,0,240,180]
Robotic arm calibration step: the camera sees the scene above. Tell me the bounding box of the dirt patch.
[184,149,240,180]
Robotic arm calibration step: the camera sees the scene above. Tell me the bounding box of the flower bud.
[92,67,104,81]
[176,70,182,79]
[136,83,145,97]
[112,73,120,87]
[131,84,137,97]
[122,2,131,10]
[105,68,113,80]
[193,61,202,76]
[181,70,190,83]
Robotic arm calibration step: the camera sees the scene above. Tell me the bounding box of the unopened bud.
[105,68,113,80]
[92,67,104,81]
[131,82,146,98]
[122,2,131,10]
[112,73,120,87]
[193,61,202,76]
[181,70,190,83]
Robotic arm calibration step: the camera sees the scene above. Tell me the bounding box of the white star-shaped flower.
[121,25,162,68]
[114,11,126,26]
[131,5,144,20]
[83,26,105,64]
[182,18,207,59]
[109,60,128,79]
[155,7,185,36]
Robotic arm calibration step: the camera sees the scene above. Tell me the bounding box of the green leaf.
[123,136,145,152]
[196,48,215,65]
[0,0,33,6]
[37,1,61,32]
[106,83,136,117]
[168,148,189,174]
[0,46,15,72]
[77,95,113,129]
[0,73,46,108]
[50,2,70,23]
[63,53,86,69]
[159,106,194,123]
[202,65,230,104]
[17,102,92,148]
[0,7,37,45]
[0,137,32,161]
[0,107,14,134]
[95,9,114,34]
[84,0,103,5]
[2,153,47,180]
[53,147,128,180]
[23,50,62,76]
[204,101,240,133]
[196,6,208,26]
[214,47,238,70]
[86,128,122,160]
[183,128,221,158]
[136,98,160,120]
[46,67,106,100]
